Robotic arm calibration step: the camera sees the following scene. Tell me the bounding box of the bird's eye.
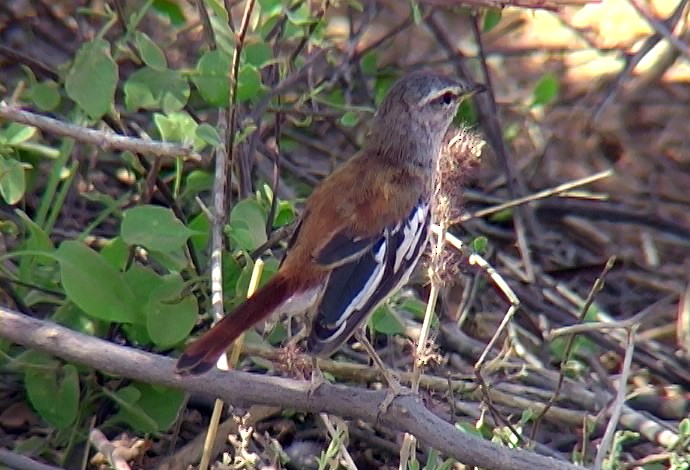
[431,91,456,107]
[441,92,455,105]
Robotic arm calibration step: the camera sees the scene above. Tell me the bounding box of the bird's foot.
[378,371,414,413]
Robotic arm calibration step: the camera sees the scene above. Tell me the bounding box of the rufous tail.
[176,275,291,375]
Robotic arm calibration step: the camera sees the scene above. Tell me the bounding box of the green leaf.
[188,211,210,254]
[65,38,117,119]
[359,51,378,75]
[273,201,295,227]
[192,49,230,106]
[112,383,186,433]
[227,198,267,251]
[532,72,559,107]
[285,3,314,26]
[15,209,54,252]
[145,274,197,347]
[483,9,502,32]
[183,170,214,197]
[27,80,61,111]
[121,205,192,253]
[52,302,107,337]
[154,111,205,150]
[243,42,273,68]
[55,241,139,323]
[374,75,397,106]
[134,31,167,70]
[152,0,186,26]
[410,0,421,24]
[5,123,37,145]
[195,123,222,147]
[472,235,488,253]
[100,236,129,270]
[0,156,26,204]
[124,67,190,113]
[369,305,404,335]
[25,357,79,429]
[258,0,283,15]
[340,111,360,127]
[236,63,263,102]
[455,421,484,438]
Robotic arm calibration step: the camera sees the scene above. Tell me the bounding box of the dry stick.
[433,226,524,442]
[419,0,595,10]
[530,257,617,443]
[0,103,200,161]
[199,260,264,470]
[593,328,636,470]
[0,448,64,470]
[627,0,690,61]
[224,0,256,201]
[457,170,614,223]
[400,223,447,467]
[89,429,133,470]
[591,0,689,121]
[0,307,582,470]
[156,406,279,470]
[319,414,358,469]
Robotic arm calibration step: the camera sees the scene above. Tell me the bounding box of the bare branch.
[0,307,581,470]
[0,103,201,161]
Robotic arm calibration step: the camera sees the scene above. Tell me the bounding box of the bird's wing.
[307,198,430,356]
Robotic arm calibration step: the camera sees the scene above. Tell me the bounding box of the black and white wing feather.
[307,200,431,357]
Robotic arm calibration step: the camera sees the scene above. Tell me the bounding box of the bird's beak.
[466,83,487,97]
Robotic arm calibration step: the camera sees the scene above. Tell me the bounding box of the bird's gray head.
[369,71,483,173]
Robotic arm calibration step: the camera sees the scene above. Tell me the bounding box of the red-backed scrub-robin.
[176,71,484,376]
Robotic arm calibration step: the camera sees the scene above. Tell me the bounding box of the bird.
[176,70,484,376]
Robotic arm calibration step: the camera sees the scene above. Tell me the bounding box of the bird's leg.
[308,356,326,397]
[354,328,412,412]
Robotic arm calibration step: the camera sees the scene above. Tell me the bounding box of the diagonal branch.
[0,103,201,161]
[0,307,581,470]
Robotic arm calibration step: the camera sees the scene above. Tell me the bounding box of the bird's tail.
[176,274,293,375]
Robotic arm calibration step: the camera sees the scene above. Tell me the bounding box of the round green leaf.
[65,38,118,119]
[340,111,360,127]
[192,50,230,106]
[152,0,186,26]
[145,274,197,347]
[369,305,404,335]
[153,111,205,150]
[236,63,262,102]
[243,42,273,68]
[228,198,267,251]
[121,205,192,253]
[124,67,190,113]
[28,80,61,111]
[0,157,26,205]
[25,357,79,430]
[112,383,185,433]
[195,123,222,147]
[135,31,167,70]
[55,240,139,323]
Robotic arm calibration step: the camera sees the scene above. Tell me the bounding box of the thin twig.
[627,0,690,61]
[225,0,257,200]
[457,170,614,223]
[530,257,617,442]
[0,103,201,161]
[593,329,636,470]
